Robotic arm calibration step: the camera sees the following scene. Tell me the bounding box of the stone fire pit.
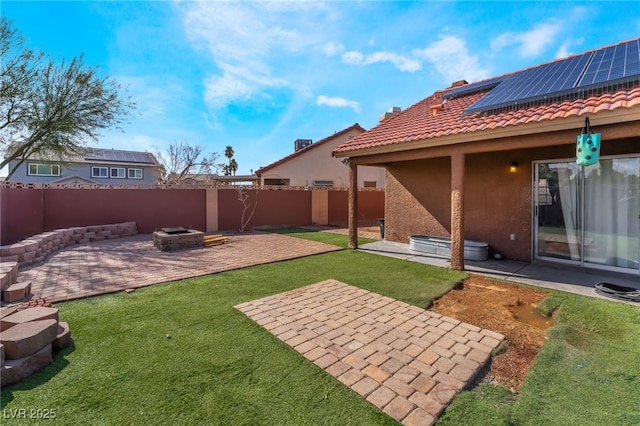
[153,227,204,252]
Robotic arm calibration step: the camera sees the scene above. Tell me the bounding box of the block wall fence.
[0,186,384,245]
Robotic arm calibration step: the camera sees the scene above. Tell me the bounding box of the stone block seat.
[1,319,58,360]
[52,322,72,352]
[0,262,18,289]
[1,344,53,388]
[0,306,73,388]
[2,281,32,303]
[1,306,59,331]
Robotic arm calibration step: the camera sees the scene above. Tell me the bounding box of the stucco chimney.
[450,80,468,88]
[378,106,401,123]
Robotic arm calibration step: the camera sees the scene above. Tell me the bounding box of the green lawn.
[1,233,464,425]
[2,231,639,425]
[264,227,378,248]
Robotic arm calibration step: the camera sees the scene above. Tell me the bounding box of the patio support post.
[450,152,465,270]
[348,160,358,249]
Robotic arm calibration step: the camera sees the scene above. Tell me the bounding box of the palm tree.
[224,145,235,176]
[224,146,234,162]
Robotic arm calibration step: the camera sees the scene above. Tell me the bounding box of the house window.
[28,163,60,176]
[313,180,334,187]
[363,181,377,188]
[110,167,126,178]
[128,168,143,179]
[91,167,108,178]
[264,178,290,186]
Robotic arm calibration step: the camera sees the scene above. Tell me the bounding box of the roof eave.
[334,107,640,158]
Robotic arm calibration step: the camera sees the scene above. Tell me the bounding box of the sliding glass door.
[535,157,639,273]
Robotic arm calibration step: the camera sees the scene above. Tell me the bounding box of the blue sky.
[3,1,640,176]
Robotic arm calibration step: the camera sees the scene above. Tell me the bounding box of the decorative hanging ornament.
[576,116,601,166]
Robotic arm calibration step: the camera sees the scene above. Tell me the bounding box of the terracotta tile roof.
[333,86,640,155]
[256,123,365,175]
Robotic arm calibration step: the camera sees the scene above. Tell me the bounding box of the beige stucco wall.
[383,138,639,262]
[205,189,219,232]
[260,128,385,188]
[311,190,329,225]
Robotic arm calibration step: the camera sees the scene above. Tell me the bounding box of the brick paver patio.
[15,233,342,303]
[236,279,504,426]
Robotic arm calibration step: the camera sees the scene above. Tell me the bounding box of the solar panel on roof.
[577,39,640,87]
[444,75,507,99]
[466,53,592,113]
[84,149,154,163]
[465,38,640,114]
[133,152,152,163]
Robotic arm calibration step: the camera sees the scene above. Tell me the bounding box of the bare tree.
[237,187,259,233]
[155,140,219,185]
[0,18,135,178]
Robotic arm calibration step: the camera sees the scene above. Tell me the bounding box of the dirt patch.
[431,274,552,392]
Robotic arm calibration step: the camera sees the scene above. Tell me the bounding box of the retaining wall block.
[1,319,58,359]
[18,251,37,263]
[1,307,59,331]
[1,343,53,388]
[52,322,72,352]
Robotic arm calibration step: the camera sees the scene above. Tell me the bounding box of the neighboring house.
[256,123,385,188]
[5,148,161,185]
[180,174,259,186]
[334,38,640,274]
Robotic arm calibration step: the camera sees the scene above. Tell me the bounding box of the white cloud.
[204,74,253,108]
[323,41,344,57]
[555,41,571,59]
[316,95,360,112]
[179,2,334,111]
[554,37,584,59]
[491,21,562,58]
[117,76,186,119]
[342,50,365,65]
[414,36,491,83]
[341,50,421,72]
[365,51,421,72]
[342,35,489,80]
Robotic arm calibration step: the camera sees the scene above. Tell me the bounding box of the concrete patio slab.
[236,279,504,425]
[359,240,640,305]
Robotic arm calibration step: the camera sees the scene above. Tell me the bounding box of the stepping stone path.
[1,306,72,387]
[236,279,504,426]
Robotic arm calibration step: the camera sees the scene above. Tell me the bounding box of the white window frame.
[91,167,109,178]
[110,167,126,179]
[313,180,334,187]
[28,163,61,176]
[264,178,290,186]
[128,168,143,179]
